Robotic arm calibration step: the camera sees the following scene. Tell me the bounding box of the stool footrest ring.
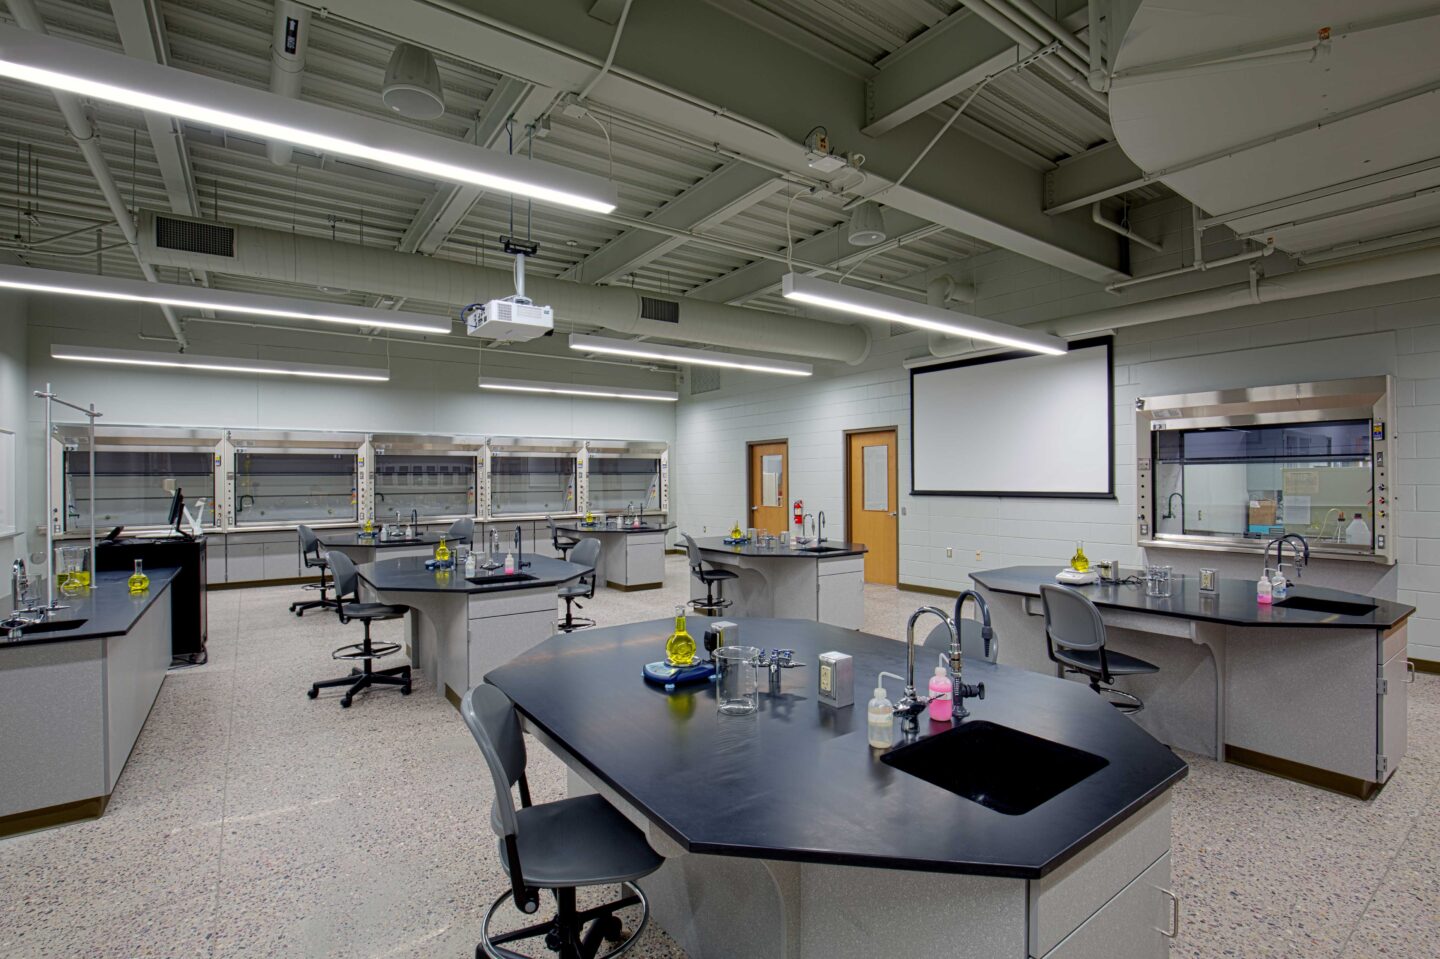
[333,641,401,661]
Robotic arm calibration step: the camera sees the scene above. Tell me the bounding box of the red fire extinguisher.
[793,499,804,527]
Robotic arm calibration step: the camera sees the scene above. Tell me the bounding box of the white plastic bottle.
[503,551,516,575]
[867,687,894,749]
[1257,569,1274,605]
[1270,568,1288,601]
[1346,513,1372,546]
[464,550,477,576]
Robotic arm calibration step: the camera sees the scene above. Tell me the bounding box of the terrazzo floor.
[1,554,1437,958]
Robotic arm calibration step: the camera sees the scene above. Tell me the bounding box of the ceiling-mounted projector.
[464,298,553,342]
[463,236,554,342]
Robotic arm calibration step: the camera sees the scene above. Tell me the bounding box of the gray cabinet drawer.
[263,542,300,580]
[1039,852,1173,959]
[226,543,265,582]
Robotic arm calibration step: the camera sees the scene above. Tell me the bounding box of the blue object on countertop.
[643,660,716,690]
[424,559,455,570]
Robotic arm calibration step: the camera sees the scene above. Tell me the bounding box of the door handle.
[750,506,758,511]
[889,512,897,517]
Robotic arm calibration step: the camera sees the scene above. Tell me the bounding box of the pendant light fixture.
[52,345,389,382]
[479,378,678,402]
[567,334,812,377]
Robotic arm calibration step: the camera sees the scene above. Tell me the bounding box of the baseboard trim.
[607,581,662,592]
[0,794,109,837]
[898,581,962,598]
[1224,744,1377,800]
[1411,657,1440,675]
[210,576,316,590]
[444,684,461,711]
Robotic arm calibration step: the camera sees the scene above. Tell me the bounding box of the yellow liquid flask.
[128,559,150,594]
[665,605,696,666]
[435,538,451,563]
[730,521,743,540]
[1070,541,1089,572]
[363,518,374,534]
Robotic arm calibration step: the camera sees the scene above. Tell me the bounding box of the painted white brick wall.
[675,198,1440,665]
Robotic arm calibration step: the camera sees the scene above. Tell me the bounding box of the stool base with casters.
[556,598,596,633]
[687,595,732,616]
[479,881,649,959]
[307,628,412,708]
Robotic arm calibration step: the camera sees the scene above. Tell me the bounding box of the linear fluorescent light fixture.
[0,25,617,215]
[479,378,678,402]
[52,345,389,382]
[567,333,813,377]
[0,265,449,334]
[781,272,1067,356]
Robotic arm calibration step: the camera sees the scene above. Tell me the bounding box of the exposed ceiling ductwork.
[135,212,872,366]
[267,1,311,166]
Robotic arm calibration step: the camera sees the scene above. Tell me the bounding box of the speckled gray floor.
[1,555,1437,958]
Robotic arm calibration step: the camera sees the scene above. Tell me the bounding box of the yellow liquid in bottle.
[1070,542,1089,572]
[363,518,373,534]
[665,606,696,666]
[730,521,743,540]
[128,562,150,594]
[435,539,451,563]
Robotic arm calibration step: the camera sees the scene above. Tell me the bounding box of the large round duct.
[137,214,872,366]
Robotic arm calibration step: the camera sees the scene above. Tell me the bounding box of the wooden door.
[847,430,898,585]
[747,441,789,536]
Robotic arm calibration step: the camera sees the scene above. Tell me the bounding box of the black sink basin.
[2,617,89,635]
[466,572,538,586]
[795,545,848,553]
[1274,594,1377,616]
[881,721,1108,816]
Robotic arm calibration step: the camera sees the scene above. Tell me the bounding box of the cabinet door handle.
[1156,887,1181,939]
[1407,660,1416,684]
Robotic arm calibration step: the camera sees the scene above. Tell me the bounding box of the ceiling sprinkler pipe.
[1087,0,1109,92]
[1091,203,1163,253]
[1105,241,1275,293]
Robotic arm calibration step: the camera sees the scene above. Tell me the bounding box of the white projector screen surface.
[911,340,1113,497]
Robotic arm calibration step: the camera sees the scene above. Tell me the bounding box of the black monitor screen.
[166,486,184,528]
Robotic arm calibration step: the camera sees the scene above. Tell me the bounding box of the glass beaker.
[57,547,81,593]
[1145,565,1172,598]
[715,646,761,716]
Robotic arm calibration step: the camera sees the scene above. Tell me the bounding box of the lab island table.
[486,618,1188,959]
[0,568,178,835]
[690,537,868,629]
[555,522,674,591]
[318,530,458,565]
[971,566,1415,798]
[356,555,587,708]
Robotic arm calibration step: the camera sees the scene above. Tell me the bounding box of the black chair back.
[680,532,703,574]
[326,551,361,611]
[297,524,323,567]
[569,538,601,596]
[1040,584,1113,682]
[447,516,475,547]
[461,684,539,913]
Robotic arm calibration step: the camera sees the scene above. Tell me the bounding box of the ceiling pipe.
[6,0,188,350]
[929,242,1440,357]
[135,216,873,365]
[1091,202,1163,253]
[961,0,1106,111]
[1087,0,1108,91]
[267,0,311,166]
[1001,0,1091,66]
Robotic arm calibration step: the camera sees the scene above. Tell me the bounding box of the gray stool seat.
[1053,647,1159,676]
[506,795,663,888]
[557,582,590,599]
[341,601,407,621]
[696,567,737,584]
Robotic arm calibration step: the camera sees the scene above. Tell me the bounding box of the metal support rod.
[33,385,103,610]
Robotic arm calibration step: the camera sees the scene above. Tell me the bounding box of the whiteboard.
[910,339,1113,497]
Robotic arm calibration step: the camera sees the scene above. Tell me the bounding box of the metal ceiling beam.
[312,0,1127,282]
[108,0,198,217]
[686,209,936,304]
[1042,140,1146,215]
[396,76,554,255]
[865,0,1090,137]
[559,159,783,283]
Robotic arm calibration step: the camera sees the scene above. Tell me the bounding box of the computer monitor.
[166,486,192,539]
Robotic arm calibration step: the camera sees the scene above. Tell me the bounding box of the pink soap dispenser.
[928,658,952,723]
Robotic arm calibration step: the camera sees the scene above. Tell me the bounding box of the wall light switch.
[975,550,983,561]
[945,546,953,558]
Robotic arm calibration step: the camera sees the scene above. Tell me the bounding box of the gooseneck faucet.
[410,508,419,538]
[817,510,827,544]
[1163,492,1183,520]
[1265,533,1310,583]
[953,589,996,664]
[10,559,29,613]
[895,606,953,732]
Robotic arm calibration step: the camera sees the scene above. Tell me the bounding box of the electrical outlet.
[975,550,983,561]
[945,546,953,558]
[703,525,707,533]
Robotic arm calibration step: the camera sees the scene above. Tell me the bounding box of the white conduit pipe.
[7,0,189,350]
[576,0,634,102]
[929,243,1440,357]
[1087,0,1109,92]
[1001,0,1091,66]
[958,1,1107,111]
[1106,242,1275,293]
[980,0,1089,79]
[267,1,311,166]
[1091,203,1163,253]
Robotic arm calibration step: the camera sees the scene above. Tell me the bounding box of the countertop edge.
[1,569,178,648]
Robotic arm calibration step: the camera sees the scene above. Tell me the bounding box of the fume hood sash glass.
[234,452,357,526]
[65,450,215,530]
